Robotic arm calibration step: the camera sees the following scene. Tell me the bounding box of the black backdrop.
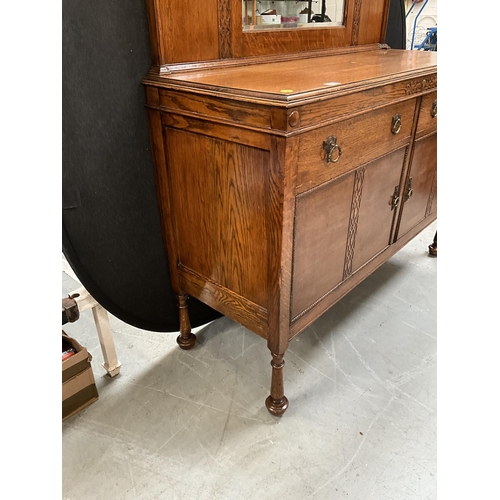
[386,0,407,50]
[62,0,222,331]
[62,0,406,332]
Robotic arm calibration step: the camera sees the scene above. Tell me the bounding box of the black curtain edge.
[62,222,183,332]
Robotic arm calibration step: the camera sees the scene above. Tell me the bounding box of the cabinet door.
[350,147,406,273]
[397,133,437,238]
[290,148,405,322]
[291,172,353,321]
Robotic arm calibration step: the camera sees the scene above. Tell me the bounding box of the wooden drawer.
[296,99,416,193]
[416,91,437,137]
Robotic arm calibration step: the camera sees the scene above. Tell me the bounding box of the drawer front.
[296,99,416,193]
[416,91,437,137]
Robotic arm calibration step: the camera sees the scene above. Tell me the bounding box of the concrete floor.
[62,221,437,500]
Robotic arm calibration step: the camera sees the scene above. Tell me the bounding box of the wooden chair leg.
[63,257,121,376]
[92,304,121,376]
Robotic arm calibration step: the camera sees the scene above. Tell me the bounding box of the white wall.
[405,0,437,49]
[325,0,345,23]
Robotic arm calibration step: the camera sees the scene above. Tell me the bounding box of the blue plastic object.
[406,0,434,50]
[414,26,437,51]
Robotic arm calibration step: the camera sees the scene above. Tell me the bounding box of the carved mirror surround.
[145,0,389,68]
[230,0,388,59]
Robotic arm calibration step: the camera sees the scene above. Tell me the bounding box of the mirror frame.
[144,0,389,69]
[226,0,388,59]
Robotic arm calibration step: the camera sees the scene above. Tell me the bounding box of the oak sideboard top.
[144,48,437,103]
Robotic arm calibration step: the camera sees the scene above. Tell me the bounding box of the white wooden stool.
[62,258,121,377]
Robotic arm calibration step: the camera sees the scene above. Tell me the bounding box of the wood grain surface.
[142,0,437,415]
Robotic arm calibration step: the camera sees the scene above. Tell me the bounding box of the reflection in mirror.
[243,0,345,31]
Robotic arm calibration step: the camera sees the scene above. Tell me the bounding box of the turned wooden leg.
[265,352,289,416]
[428,231,437,257]
[176,294,196,350]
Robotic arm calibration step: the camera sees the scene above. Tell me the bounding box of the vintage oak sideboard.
[142,0,437,415]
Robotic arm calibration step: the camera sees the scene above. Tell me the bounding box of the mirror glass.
[242,0,345,31]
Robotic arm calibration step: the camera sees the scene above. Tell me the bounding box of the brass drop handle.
[323,136,342,163]
[391,114,402,135]
[431,100,437,118]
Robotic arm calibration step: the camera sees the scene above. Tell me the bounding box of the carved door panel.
[397,133,437,239]
[350,147,407,273]
[291,172,354,322]
[290,148,406,322]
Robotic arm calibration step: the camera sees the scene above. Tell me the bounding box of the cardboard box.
[62,331,98,421]
[261,14,281,24]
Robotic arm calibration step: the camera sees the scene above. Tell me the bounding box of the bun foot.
[265,395,289,416]
[176,333,196,350]
[428,231,437,257]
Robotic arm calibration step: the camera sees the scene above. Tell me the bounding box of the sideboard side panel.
[164,128,272,311]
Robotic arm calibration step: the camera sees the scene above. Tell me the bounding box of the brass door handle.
[323,136,342,163]
[404,177,413,201]
[391,114,402,135]
[390,185,400,211]
[392,195,400,209]
[431,100,437,118]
